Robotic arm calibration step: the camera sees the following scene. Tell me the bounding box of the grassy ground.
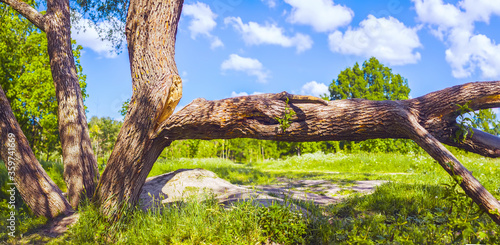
[2,151,500,244]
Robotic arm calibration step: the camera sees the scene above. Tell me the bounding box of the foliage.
[0,3,88,158]
[88,116,123,168]
[159,138,343,163]
[329,57,410,101]
[275,98,296,133]
[70,0,127,52]
[455,101,500,140]
[119,99,130,117]
[455,101,477,142]
[472,108,500,135]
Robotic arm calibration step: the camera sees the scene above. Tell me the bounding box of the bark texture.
[93,0,183,218]
[0,85,73,218]
[157,81,500,157]
[152,81,500,224]
[2,0,99,209]
[45,0,99,208]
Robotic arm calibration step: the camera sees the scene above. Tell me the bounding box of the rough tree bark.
[152,81,500,224]
[93,0,183,217]
[0,0,99,209]
[0,85,73,218]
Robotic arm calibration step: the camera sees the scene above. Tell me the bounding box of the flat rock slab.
[140,169,387,211]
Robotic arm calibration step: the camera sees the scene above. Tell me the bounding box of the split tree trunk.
[93,0,184,218]
[1,0,100,209]
[0,85,72,218]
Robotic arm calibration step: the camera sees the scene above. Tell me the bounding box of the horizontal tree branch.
[156,81,500,158]
[1,0,46,31]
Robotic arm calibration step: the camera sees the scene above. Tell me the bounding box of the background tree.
[88,116,122,168]
[0,0,99,209]
[330,57,410,101]
[0,3,88,161]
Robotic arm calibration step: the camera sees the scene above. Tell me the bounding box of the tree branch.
[156,81,500,158]
[401,112,500,224]
[1,0,46,31]
[154,81,500,225]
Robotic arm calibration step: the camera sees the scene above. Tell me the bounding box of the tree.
[0,0,98,210]
[0,84,72,218]
[330,57,410,101]
[0,3,88,160]
[88,116,122,166]
[1,0,500,226]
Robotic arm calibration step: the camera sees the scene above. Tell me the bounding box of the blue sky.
[70,0,500,120]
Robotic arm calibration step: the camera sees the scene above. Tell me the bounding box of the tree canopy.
[329,57,410,101]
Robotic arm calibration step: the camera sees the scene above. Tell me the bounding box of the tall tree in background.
[88,116,122,166]
[0,3,88,160]
[330,57,410,101]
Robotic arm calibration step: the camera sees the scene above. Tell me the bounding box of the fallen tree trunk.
[153,81,500,224]
[0,85,73,218]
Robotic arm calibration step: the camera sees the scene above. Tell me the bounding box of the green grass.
[2,151,500,243]
[54,196,307,244]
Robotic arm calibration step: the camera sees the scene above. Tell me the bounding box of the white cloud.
[413,0,500,78]
[183,2,224,49]
[224,17,313,53]
[71,18,120,58]
[231,91,249,97]
[459,0,500,24]
[445,30,500,78]
[230,91,264,97]
[300,81,329,97]
[328,15,422,66]
[261,0,277,8]
[221,54,269,83]
[284,0,353,32]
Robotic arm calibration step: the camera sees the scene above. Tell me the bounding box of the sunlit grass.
[2,150,500,243]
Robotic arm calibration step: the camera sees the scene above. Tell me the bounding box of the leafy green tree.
[0,3,87,159]
[88,116,122,167]
[472,109,500,136]
[330,57,410,101]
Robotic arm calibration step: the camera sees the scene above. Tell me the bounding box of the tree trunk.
[153,81,500,224]
[44,0,99,209]
[1,0,99,209]
[0,85,73,218]
[93,0,184,218]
